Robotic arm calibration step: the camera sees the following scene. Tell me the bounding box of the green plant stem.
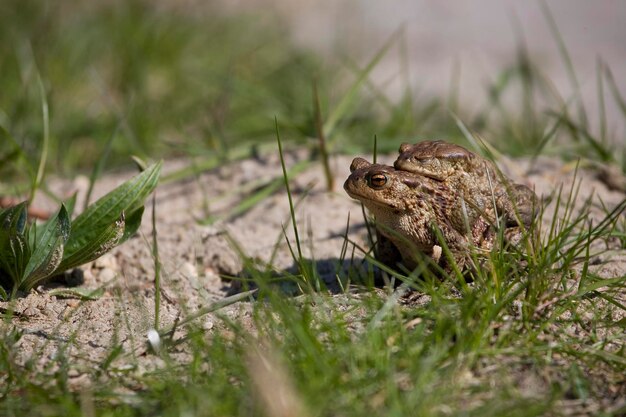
[152,193,161,330]
[275,118,303,262]
[159,289,257,337]
[31,75,49,203]
[312,79,334,192]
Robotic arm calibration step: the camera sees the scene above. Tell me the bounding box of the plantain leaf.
[0,202,30,286]
[120,206,144,244]
[0,163,160,295]
[0,201,28,234]
[56,213,125,272]
[62,161,161,264]
[22,204,71,291]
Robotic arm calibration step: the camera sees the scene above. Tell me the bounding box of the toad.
[344,158,487,272]
[344,141,537,273]
[394,140,537,230]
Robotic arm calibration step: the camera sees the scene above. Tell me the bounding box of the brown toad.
[344,141,538,273]
[394,140,537,231]
[344,157,490,272]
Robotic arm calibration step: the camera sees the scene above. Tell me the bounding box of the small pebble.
[94,254,118,270]
[180,262,198,280]
[66,299,80,308]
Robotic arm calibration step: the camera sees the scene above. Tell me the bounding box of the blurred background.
[1,0,624,180]
[227,0,625,118]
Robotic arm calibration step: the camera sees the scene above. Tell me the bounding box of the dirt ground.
[1,148,625,394]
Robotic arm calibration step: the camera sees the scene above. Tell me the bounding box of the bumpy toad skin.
[394,140,537,230]
[344,157,490,272]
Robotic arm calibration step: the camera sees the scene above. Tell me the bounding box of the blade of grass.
[30,74,49,203]
[603,64,626,120]
[84,127,119,211]
[268,180,316,270]
[0,127,33,180]
[323,30,400,139]
[596,58,607,144]
[151,193,161,330]
[546,110,612,162]
[158,289,257,338]
[540,0,588,128]
[275,117,303,263]
[201,161,310,225]
[312,79,334,192]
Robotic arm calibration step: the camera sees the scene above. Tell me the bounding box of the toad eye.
[369,173,387,188]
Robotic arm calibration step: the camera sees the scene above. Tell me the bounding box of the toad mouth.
[344,190,400,210]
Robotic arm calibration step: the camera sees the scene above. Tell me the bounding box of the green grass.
[1,0,625,416]
[1,0,623,184]
[1,194,624,416]
[0,0,444,182]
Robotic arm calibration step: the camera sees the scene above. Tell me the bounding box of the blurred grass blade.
[159,289,257,337]
[546,111,612,162]
[30,74,50,203]
[603,64,626,120]
[22,204,70,290]
[201,161,310,225]
[312,79,334,191]
[64,193,78,218]
[0,126,31,177]
[84,127,118,210]
[323,30,400,138]
[596,58,607,143]
[48,287,105,301]
[540,0,587,128]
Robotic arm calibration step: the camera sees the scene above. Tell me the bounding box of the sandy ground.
[1,149,625,400]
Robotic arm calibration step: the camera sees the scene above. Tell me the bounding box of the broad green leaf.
[120,206,144,243]
[0,202,30,285]
[64,161,161,261]
[0,201,28,234]
[0,163,160,296]
[22,205,70,291]
[57,214,126,272]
